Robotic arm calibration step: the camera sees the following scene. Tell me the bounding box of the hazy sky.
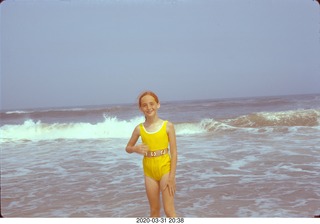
[1,0,320,110]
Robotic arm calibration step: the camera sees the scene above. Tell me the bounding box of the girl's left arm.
[167,121,177,189]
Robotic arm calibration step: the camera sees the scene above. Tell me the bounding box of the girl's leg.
[160,173,176,217]
[145,175,161,217]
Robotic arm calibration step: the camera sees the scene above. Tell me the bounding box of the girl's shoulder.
[165,119,174,125]
[132,124,141,136]
[165,120,175,131]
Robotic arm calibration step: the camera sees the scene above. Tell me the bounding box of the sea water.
[1,94,320,217]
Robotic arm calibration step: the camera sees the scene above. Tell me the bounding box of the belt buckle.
[160,150,165,155]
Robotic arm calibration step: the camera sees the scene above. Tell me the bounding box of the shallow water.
[1,94,320,217]
[2,131,320,217]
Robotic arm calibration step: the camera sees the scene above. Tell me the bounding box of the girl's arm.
[166,121,177,195]
[126,125,149,155]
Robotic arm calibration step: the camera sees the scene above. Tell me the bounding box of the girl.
[125,91,177,217]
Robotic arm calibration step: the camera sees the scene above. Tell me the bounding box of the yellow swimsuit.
[140,120,171,181]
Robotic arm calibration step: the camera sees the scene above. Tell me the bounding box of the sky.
[1,0,320,110]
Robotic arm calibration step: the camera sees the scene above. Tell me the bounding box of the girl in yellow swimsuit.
[126,91,177,217]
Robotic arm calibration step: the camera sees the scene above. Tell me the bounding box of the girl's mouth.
[146,109,154,114]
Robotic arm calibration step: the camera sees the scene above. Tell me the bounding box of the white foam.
[5,110,31,114]
[0,116,211,142]
[0,116,145,142]
[175,123,206,135]
[2,110,320,142]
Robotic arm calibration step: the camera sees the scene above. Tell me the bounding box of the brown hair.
[138,91,159,107]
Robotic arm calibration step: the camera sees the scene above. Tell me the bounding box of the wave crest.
[1,109,319,142]
[226,109,320,128]
[0,116,144,142]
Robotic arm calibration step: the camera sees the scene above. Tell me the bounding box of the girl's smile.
[140,95,160,117]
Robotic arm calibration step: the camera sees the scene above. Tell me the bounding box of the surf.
[0,115,144,142]
[225,109,320,128]
[1,109,319,142]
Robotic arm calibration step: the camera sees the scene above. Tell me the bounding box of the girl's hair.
[138,91,159,107]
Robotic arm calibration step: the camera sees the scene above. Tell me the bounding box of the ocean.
[1,94,320,217]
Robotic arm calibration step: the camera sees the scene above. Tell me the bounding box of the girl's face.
[139,94,160,117]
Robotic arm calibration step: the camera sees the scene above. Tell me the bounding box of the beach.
[1,94,320,217]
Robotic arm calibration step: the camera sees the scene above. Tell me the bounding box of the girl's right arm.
[126,125,149,155]
[126,125,140,154]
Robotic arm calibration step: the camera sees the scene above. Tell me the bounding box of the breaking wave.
[1,109,319,141]
[0,116,144,142]
[225,109,320,128]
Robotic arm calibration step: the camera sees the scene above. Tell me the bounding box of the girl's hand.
[163,177,176,197]
[135,144,149,155]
